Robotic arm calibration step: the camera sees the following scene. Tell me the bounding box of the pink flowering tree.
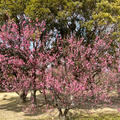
[0,18,119,119]
[0,19,53,104]
[44,36,118,119]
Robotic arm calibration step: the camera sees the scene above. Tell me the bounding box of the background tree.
[25,0,120,42]
[0,0,119,56]
[0,0,29,22]
[1,0,120,42]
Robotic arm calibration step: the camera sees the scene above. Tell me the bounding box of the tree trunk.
[31,68,37,105]
[31,89,37,105]
[16,90,27,103]
[117,83,120,97]
[58,108,69,120]
[20,91,27,103]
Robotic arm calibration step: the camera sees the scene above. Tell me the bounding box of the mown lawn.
[0,92,120,120]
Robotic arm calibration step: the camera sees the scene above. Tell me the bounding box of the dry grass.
[0,92,120,120]
[0,92,58,120]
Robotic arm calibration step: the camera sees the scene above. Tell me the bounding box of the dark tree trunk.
[16,90,27,103]
[20,90,27,103]
[30,67,37,105]
[117,83,120,97]
[58,108,69,120]
[31,89,37,105]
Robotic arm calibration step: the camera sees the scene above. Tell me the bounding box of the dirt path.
[0,92,58,120]
[0,92,120,120]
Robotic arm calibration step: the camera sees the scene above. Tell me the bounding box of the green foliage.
[0,0,120,42]
[0,0,30,24]
[24,0,120,42]
[25,0,82,37]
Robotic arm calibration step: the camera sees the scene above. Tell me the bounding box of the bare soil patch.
[0,92,120,120]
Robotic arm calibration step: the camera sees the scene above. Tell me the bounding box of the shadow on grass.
[71,114,120,120]
[0,93,47,116]
[1,92,120,119]
[62,111,120,120]
[75,95,120,110]
[0,96,23,112]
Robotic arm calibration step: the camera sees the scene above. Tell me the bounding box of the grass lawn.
[0,92,120,120]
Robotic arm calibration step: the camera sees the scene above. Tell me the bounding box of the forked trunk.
[58,108,69,120]
[16,90,27,103]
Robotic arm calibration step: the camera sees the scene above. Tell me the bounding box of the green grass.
[36,113,120,120]
[69,114,120,120]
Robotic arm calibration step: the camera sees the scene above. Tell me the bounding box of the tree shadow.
[0,96,23,112]
[0,92,47,116]
[1,92,120,119]
[68,112,120,120]
[74,94,120,110]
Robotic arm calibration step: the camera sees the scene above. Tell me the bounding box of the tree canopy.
[0,0,120,42]
[25,0,120,41]
[0,0,29,24]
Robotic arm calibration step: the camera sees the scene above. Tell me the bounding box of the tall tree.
[25,0,120,42]
[0,0,120,44]
[0,0,29,21]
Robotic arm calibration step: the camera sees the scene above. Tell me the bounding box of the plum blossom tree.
[0,18,119,119]
[44,36,118,119]
[0,19,53,104]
